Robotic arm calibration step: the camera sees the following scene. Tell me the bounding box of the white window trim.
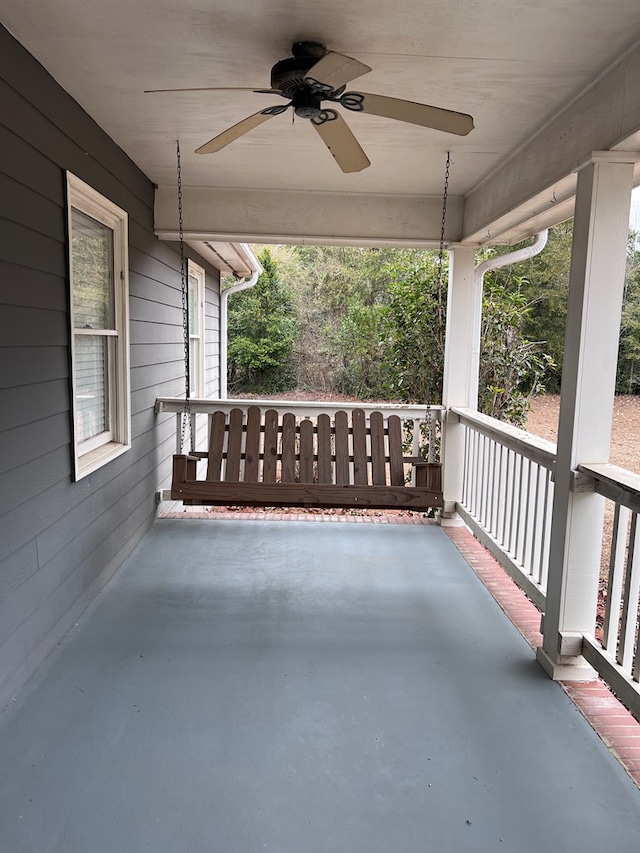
[188,260,206,398]
[67,173,131,480]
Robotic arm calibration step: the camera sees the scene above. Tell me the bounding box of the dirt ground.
[525,394,640,474]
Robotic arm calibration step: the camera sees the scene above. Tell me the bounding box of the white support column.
[440,245,478,517]
[537,153,636,680]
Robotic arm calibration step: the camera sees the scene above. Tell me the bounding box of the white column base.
[536,646,596,681]
[437,511,465,527]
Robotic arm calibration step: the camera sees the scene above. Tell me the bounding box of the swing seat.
[170,406,443,510]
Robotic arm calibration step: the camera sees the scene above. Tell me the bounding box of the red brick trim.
[160,508,436,524]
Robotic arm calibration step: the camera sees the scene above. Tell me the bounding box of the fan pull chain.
[177,140,192,453]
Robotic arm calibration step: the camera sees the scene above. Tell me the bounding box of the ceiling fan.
[146,41,474,173]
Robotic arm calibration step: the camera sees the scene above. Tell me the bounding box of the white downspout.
[219,245,262,399]
[468,230,549,406]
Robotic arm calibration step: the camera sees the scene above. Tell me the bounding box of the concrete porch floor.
[1,519,640,852]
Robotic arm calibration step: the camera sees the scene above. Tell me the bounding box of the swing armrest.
[413,461,442,492]
[172,454,199,483]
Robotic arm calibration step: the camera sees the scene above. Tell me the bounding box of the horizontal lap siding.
[0,25,220,705]
[205,276,220,399]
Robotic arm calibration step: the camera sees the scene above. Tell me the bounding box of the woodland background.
[226,222,640,426]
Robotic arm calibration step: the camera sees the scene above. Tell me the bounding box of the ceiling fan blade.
[313,114,370,173]
[145,86,282,95]
[195,109,279,154]
[351,92,474,136]
[304,52,371,93]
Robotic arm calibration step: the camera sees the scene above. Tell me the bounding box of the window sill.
[75,440,131,481]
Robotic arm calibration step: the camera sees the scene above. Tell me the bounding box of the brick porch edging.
[444,524,640,788]
[160,508,435,524]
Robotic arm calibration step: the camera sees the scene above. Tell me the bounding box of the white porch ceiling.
[3,1,640,243]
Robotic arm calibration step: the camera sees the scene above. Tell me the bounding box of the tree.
[226,248,298,393]
[479,277,555,425]
[381,252,446,404]
[381,254,553,422]
[486,222,573,392]
[282,245,405,394]
[617,233,640,393]
[488,222,640,397]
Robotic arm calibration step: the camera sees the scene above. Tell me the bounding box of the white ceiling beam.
[155,186,464,248]
[463,41,640,243]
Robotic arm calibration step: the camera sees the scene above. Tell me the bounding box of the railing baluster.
[618,513,640,672]
[462,425,470,506]
[472,429,481,516]
[500,448,510,546]
[480,434,488,526]
[484,433,491,525]
[498,445,508,546]
[514,456,525,567]
[467,425,475,510]
[518,459,527,570]
[528,464,541,581]
[491,440,500,536]
[483,437,491,529]
[538,469,551,588]
[523,459,533,571]
[603,503,630,652]
[509,453,522,558]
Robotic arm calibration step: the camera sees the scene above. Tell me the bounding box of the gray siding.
[0,26,220,705]
[205,275,221,399]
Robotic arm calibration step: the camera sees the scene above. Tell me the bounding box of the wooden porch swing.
[170,404,443,510]
[167,143,446,512]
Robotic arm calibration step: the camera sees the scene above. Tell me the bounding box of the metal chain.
[436,150,450,290]
[426,406,434,463]
[435,151,451,355]
[177,140,192,453]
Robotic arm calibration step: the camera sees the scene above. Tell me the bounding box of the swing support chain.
[435,151,450,356]
[176,140,192,453]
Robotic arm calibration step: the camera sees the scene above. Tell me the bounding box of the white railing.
[155,397,444,482]
[578,463,640,718]
[452,407,556,610]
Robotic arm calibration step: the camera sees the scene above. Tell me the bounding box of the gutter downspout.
[219,244,262,399]
[468,230,549,407]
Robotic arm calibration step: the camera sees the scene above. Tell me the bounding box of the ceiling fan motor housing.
[270,41,328,97]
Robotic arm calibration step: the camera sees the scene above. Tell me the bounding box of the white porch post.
[537,153,636,680]
[441,245,478,517]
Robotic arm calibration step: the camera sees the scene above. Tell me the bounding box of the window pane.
[72,209,114,329]
[75,335,109,441]
[189,336,198,395]
[188,273,198,335]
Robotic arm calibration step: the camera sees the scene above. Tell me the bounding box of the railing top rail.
[452,406,557,471]
[578,462,640,514]
[156,397,445,420]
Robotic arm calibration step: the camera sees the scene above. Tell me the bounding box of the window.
[188,261,205,397]
[67,173,130,479]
